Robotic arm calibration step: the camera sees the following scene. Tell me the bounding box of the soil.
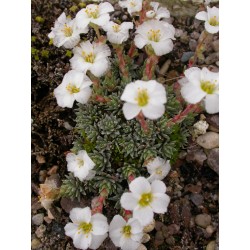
[31,0,219,249]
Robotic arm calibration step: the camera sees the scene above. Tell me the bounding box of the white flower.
[109,215,143,250]
[119,0,143,15]
[134,20,175,56]
[120,177,170,226]
[48,12,88,49]
[195,6,219,34]
[121,80,167,120]
[65,207,109,250]
[70,41,111,77]
[103,21,133,44]
[146,157,171,182]
[76,2,114,29]
[179,67,219,114]
[66,150,96,181]
[54,70,92,108]
[146,2,170,20]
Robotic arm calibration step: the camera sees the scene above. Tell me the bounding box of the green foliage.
[60,173,91,201]
[66,61,196,199]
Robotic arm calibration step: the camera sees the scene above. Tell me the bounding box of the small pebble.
[180,32,189,44]
[31,238,42,249]
[206,225,215,234]
[189,39,197,51]
[205,52,219,65]
[206,241,216,250]
[137,244,147,250]
[122,15,128,21]
[39,170,47,183]
[195,214,212,228]
[35,224,46,238]
[181,51,194,63]
[190,193,204,207]
[32,213,44,226]
[196,132,219,149]
[212,40,219,52]
[36,155,45,164]
[190,31,200,40]
[175,29,184,38]
[206,148,219,174]
[141,233,150,243]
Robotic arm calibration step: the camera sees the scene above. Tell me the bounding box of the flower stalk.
[91,188,109,214]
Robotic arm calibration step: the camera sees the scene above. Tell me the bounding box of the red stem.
[91,189,108,214]
[136,112,149,133]
[145,55,159,80]
[128,43,136,58]
[116,47,129,78]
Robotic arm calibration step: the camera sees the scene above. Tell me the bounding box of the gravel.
[196,132,219,149]
[195,214,212,228]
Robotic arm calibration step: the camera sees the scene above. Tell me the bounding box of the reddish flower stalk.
[139,1,150,24]
[128,173,135,183]
[91,188,108,214]
[115,47,129,78]
[136,112,149,133]
[145,55,159,80]
[166,103,202,127]
[95,95,109,103]
[128,42,136,58]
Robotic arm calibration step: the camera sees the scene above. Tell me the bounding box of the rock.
[47,165,58,175]
[60,197,89,213]
[184,184,202,194]
[141,233,150,243]
[175,29,184,38]
[212,40,219,52]
[162,224,180,238]
[195,214,211,228]
[190,31,200,40]
[122,15,128,21]
[35,224,46,238]
[155,221,164,231]
[186,146,207,166]
[31,238,42,249]
[44,216,52,224]
[190,193,204,206]
[64,121,73,130]
[155,231,164,241]
[189,39,197,51]
[193,120,209,137]
[205,52,219,65]
[206,225,215,235]
[206,241,216,250]
[206,115,219,131]
[159,59,171,76]
[181,51,194,63]
[206,148,219,174]
[36,155,45,164]
[180,32,189,44]
[32,213,44,226]
[196,132,219,149]
[39,170,47,183]
[143,219,155,233]
[137,244,147,250]
[179,151,187,159]
[165,236,175,245]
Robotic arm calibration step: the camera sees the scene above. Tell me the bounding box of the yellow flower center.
[155,168,163,175]
[62,25,73,37]
[209,16,219,26]
[147,29,161,42]
[112,24,121,33]
[78,222,93,234]
[66,83,80,94]
[200,80,217,94]
[122,225,132,238]
[77,158,84,168]
[82,51,95,63]
[135,89,149,107]
[139,193,153,207]
[85,6,99,19]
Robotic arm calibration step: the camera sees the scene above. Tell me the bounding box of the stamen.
[147,29,161,42]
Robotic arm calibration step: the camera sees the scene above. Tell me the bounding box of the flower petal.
[204,94,219,114]
[151,39,173,56]
[195,11,208,21]
[89,59,110,77]
[64,223,78,239]
[109,215,126,246]
[74,87,92,104]
[133,206,154,226]
[91,213,109,235]
[134,34,147,49]
[70,207,92,224]
[122,103,141,120]
[151,193,170,213]
[128,218,143,234]
[184,67,201,85]
[73,232,92,250]
[120,237,140,250]
[120,192,138,210]
[142,104,165,120]
[151,180,166,194]
[99,2,114,15]
[129,177,151,196]
[89,233,108,250]
[91,14,110,27]
[205,21,219,34]
[181,83,206,104]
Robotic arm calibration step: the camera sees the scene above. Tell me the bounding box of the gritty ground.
[31,0,219,249]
